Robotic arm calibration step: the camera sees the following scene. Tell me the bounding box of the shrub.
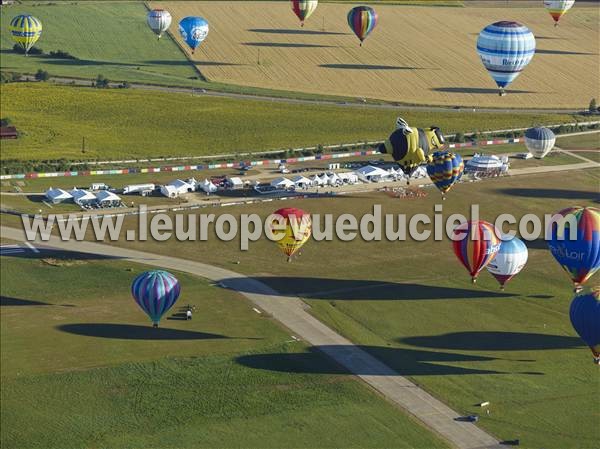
[0,117,12,127]
[95,74,109,88]
[34,69,49,81]
[12,44,43,55]
[48,49,77,60]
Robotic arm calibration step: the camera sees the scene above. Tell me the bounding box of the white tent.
[95,190,121,206]
[292,175,312,188]
[466,155,504,172]
[337,172,359,184]
[328,173,341,186]
[70,188,96,206]
[123,184,155,195]
[410,166,428,179]
[201,179,218,194]
[227,177,244,189]
[271,177,295,189]
[310,174,324,186]
[355,165,390,182]
[320,173,330,185]
[45,188,72,204]
[166,179,194,195]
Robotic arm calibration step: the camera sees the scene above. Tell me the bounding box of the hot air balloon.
[347,6,378,46]
[179,16,209,54]
[547,206,600,291]
[9,14,42,55]
[544,0,575,26]
[570,287,600,364]
[271,208,311,262]
[452,220,501,283]
[524,127,556,159]
[426,151,464,199]
[476,21,536,96]
[486,236,528,289]
[132,270,181,327]
[378,118,445,177]
[147,9,172,39]
[291,0,318,27]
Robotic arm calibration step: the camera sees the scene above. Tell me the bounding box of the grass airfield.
[0,254,448,449]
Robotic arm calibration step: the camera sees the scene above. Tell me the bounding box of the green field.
[0,83,578,162]
[0,254,447,449]
[77,168,600,449]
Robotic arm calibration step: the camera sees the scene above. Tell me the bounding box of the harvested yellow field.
[152,1,599,109]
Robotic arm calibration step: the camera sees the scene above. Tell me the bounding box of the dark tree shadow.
[43,58,144,67]
[236,345,539,376]
[400,331,583,351]
[1,296,51,306]
[167,312,188,321]
[220,277,513,300]
[431,87,537,94]
[0,247,124,261]
[248,28,348,36]
[497,188,599,201]
[536,49,597,56]
[57,323,230,340]
[144,60,243,67]
[243,42,335,48]
[320,64,424,70]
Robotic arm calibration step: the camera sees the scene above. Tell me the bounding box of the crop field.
[0,83,578,162]
[0,254,447,449]
[152,1,600,109]
[83,168,600,449]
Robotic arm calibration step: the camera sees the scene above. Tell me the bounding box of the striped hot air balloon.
[452,220,501,283]
[271,208,312,262]
[547,206,600,290]
[426,151,464,199]
[147,9,172,39]
[9,14,42,55]
[544,0,576,26]
[131,270,181,327]
[486,236,529,289]
[525,127,556,159]
[291,0,318,27]
[476,21,536,96]
[347,6,378,46]
[570,287,600,364]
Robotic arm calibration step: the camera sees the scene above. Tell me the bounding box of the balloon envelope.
[379,126,444,176]
[569,288,600,362]
[347,6,378,45]
[132,270,181,326]
[476,21,536,94]
[179,16,209,52]
[524,127,556,159]
[272,208,311,260]
[452,220,501,282]
[544,0,575,24]
[426,151,464,196]
[547,206,600,287]
[147,9,172,39]
[486,236,528,288]
[9,14,42,54]
[291,0,318,26]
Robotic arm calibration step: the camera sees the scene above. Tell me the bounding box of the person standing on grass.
[186,309,192,320]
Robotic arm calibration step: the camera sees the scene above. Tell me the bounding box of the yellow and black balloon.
[271,208,311,262]
[378,118,446,176]
[9,15,42,55]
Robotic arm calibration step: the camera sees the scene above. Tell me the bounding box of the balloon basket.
[287,256,292,263]
[471,277,477,284]
[574,285,583,294]
[498,90,506,97]
[594,356,600,365]
[500,285,505,291]
[153,323,158,328]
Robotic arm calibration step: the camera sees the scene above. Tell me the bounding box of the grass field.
[0,83,578,162]
[0,2,200,86]
[153,1,600,108]
[0,254,448,449]
[78,168,600,449]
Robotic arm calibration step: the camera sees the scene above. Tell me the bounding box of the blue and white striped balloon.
[525,127,556,159]
[131,270,181,326]
[486,236,528,289]
[476,21,536,96]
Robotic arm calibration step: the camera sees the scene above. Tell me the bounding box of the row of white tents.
[45,188,122,207]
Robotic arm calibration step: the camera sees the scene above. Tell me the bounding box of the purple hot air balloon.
[132,270,181,327]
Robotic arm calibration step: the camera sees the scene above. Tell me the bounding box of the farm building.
[95,190,121,207]
[70,188,96,206]
[45,188,72,204]
[0,126,18,139]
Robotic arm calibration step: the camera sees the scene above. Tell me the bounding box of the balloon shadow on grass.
[57,323,231,340]
[536,49,597,56]
[144,60,244,67]
[243,42,335,48]
[497,188,599,201]
[320,64,424,70]
[220,277,513,300]
[400,331,583,351]
[248,28,348,36]
[431,87,537,95]
[236,345,541,376]
[1,296,51,306]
